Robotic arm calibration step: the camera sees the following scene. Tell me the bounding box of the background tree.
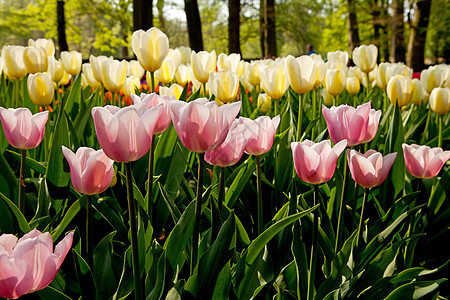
[185,0,204,51]
[57,0,68,53]
[133,0,153,32]
[346,0,360,53]
[260,0,277,57]
[390,0,405,62]
[407,0,432,71]
[228,0,241,54]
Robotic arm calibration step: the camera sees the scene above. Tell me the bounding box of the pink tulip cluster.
[0,229,73,299]
[403,144,450,178]
[0,107,48,150]
[322,102,381,146]
[131,92,173,134]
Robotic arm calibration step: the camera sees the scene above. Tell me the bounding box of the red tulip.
[240,115,281,156]
[402,143,450,178]
[91,103,161,162]
[322,101,381,146]
[204,119,251,167]
[169,98,241,153]
[62,146,114,195]
[131,92,173,134]
[0,229,73,299]
[347,149,397,188]
[0,107,48,150]
[291,139,347,185]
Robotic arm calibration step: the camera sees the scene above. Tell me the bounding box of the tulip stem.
[218,166,225,215]
[308,184,319,300]
[150,71,155,93]
[312,90,316,141]
[192,153,204,275]
[125,162,143,300]
[147,138,155,217]
[297,93,303,141]
[356,188,368,247]
[256,155,263,234]
[438,115,442,148]
[202,83,207,98]
[335,152,348,252]
[86,195,93,268]
[365,73,370,97]
[18,149,27,214]
[421,108,432,144]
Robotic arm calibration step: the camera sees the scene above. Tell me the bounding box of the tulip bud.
[244,61,261,87]
[429,87,450,115]
[346,76,360,95]
[257,93,272,113]
[24,46,48,74]
[3,46,27,79]
[411,78,428,105]
[123,76,141,97]
[132,27,170,72]
[47,56,64,83]
[28,72,54,106]
[324,68,346,96]
[101,59,127,93]
[322,89,334,106]
[59,71,71,86]
[82,63,101,89]
[387,75,413,107]
[28,38,55,56]
[352,44,378,73]
[260,63,290,99]
[191,50,216,84]
[285,55,316,94]
[160,83,183,100]
[175,64,191,85]
[127,60,145,79]
[327,50,348,71]
[60,50,82,76]
[89,55,112,83]
[167,48,182,68]
[209,70,239,103]
[155,56,177,84]
[421,68,444,94]
[375,62,389,90]
[217,53,242,73]
[177,46,191,65]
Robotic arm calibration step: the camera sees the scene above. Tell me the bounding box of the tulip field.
[0,28,449,299]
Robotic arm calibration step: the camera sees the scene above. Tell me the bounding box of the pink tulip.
[0,107,48,150]
[92,103,161,162]
[62,146,114,195]
[291,139,347,185]
[347,149,397,188]
[170,98,241,153]
[402,143,450,178]
[205,119,252,167]
[0,229,73,299]
[131,92,173,134]
[239,115,281,156]
[322,101,381,146]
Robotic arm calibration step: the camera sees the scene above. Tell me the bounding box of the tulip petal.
[0,255,33,299]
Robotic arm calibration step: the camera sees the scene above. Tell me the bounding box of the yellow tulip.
[257,93,272,113]
[352,44,378,73]
[208,70,239,103]
[240,74,254,92]
[346,77,360,95]
[217,53,242,73]
[285,55,316,94]
[132,27,169,72]
[375,62,389,90]
[429,87,450,115]
[421,68,444,94]
[28,38,55,56]
[259,62,290,99]
[3,46,27,79]
[160,83,183,100]
[310,54,325,88]
[324,68,345,97]
[155,56,177,84]
[387,75,413,107]
[321,89,334,106]
[27,72,54,106]
[386,63,412,82]
[101,59,127,93]
[244,61,261,87]
[327,50,348,70]
[434,64,449,87]
[127,60,145,79]
[59,71,71,86]
[191,50,216,84]
[47,56,64,83]
[411,79,428,105]
[82,63,101,89]
[89,55,112,83]
[167,48,182,68]
[175,64,191,85]
[123,76,141,97]
[177,46,191,65]
[60,50,82,76]
[24,46,48,74]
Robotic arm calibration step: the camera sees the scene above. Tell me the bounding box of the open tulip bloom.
[0,229,73,299]
[322,101,381,146]
[402,144,450,179]
[131,92,173,134]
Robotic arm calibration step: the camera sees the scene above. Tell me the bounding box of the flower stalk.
[308,184,319,300]
[19,149,27,214]
[192,153,204,274]
[356,188,369,247]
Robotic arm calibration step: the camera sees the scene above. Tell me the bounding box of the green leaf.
[64,73,82,114]
[93,232,117,299]
[36,286,72,300]
[212,262,232,299]
[384,279,447,300]
[159,182,181,224]
[6,149,47,175]
[179,83,189,101]
[0,191,30,233]
[94,197,128,241]
[72,248,97,300]
[0,149,17,189]
[225,157,256,208]
[292,221,308,300]
[51,196,84,240]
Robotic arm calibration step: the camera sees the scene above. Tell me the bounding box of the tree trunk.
[370,0,381,60]
[57,0,68,54]
[381,0,390,62]
[346,0,360,53]
[228,0,241,54]
[259,0,266,58]
[157,0,165,30]
[390,0,406,62]
[133,0,153,32]
[184,0,204,51]
[407,0,432,71]
[260,0,277,58]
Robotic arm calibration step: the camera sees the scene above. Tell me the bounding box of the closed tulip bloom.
[429,87,450,115]
[170,98,241,153]
[434,64,449,87]
[310,53,326,88]
[402,144,450,178]
[177,46,191,65]
[24,46,48,74]
[60,50,82,76]
[123,76,141,97]
[325,68,346,96]
[132,27,169,72]
[167,48,183,67]
[292,139,347,185]
[155,56,177,84]
[375,62,389,90]
[257,93,272,113]
[347,149,397,188]
[175,64,191,85]
[217,53,242,73]
[59,71,71,86]
[322,101,381,146]
[27,72,54,106]
[245,61,261,87]
[159,83,183,100]
[209,70,239,103]
[89,55,112,83]
[205,119,251,167]
[411,78,428,105]
[327,50,349,69]
[191,50,217,84]
[62,146,114,195]
[47,56,64,83]
[28,38,55,56]
[92,103,161,162]
[352,44,378,73]
[131,92,172,134]
[346,76,360,95]
[240,115,281,156]
[386,63,412,81]
[127,60,145,79]
[82,63,101,89]
[240,75,254,92]
[3,46,27,79]
[285,55,316,94]
[387,75,413,107]
[0,107,48,150]
[0,229,73,299]
[260,63,290,99]
[322,89,334,106]
[421,68,444,94]
[101,59,127,93]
